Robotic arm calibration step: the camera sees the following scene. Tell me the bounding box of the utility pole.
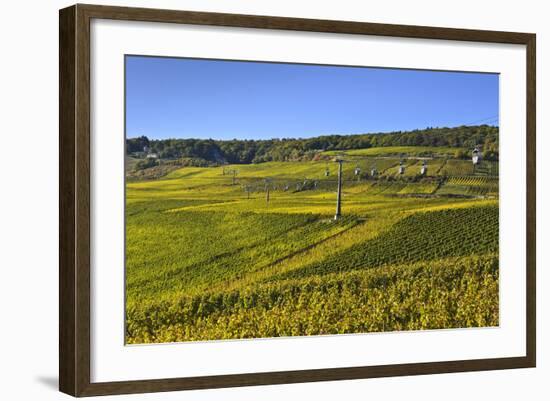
[264,177,271,205]
[334,158,343,220]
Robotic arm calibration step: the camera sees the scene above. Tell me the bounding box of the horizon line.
[126,123,499,141]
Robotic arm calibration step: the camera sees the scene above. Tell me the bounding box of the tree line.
[127,125,498,165]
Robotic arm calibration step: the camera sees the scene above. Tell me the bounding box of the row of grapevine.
[439,159,499,177]
[276,205,498,280]
[473,160,499,176]
[397,182,439,195]
[126,203,359,300]
[437,176,499,196]
[126,253,499,343]
[439,160,477,176]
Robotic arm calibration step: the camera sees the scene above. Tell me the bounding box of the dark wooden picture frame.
[59,3,536,397]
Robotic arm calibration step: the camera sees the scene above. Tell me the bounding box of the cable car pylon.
[334,156,344,221]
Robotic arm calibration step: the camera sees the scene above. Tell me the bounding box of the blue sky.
[125,56,499,140]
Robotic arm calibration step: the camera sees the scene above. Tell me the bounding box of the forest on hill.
[126,125,498,165]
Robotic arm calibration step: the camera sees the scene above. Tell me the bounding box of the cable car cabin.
[354,167,361,176]
[370,168,378,177]
[472,147,481,165]
[324,169,330,177]
[398,162,405,175]
[420,161,427,175]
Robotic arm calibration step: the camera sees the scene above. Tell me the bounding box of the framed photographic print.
[59,4,536,397]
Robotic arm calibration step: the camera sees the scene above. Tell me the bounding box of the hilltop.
[126,124,499,166]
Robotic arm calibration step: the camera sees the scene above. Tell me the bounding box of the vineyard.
[127,206,359,298]
[126,254,499,343]
[275,206,498,280]
[438,176,499,197]
[125,145,500,344]
[323,146,466,158]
